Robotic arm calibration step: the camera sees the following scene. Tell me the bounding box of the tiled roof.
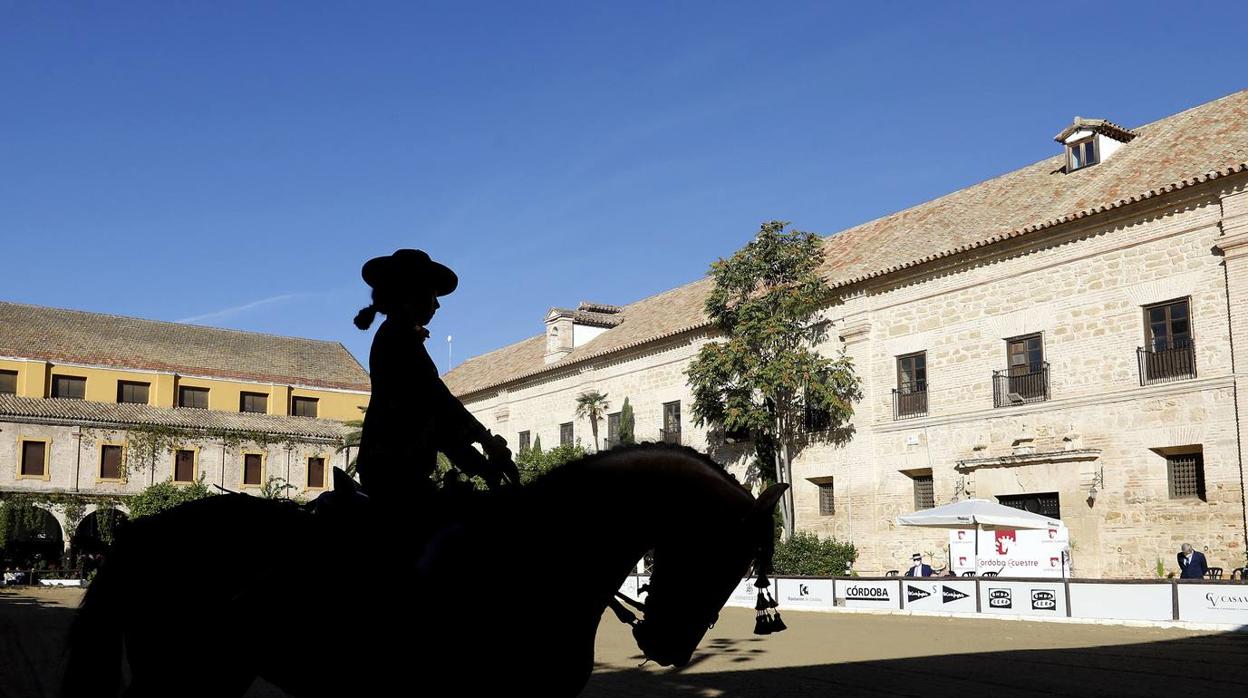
[548,302,625,328]
[445,89,1248,398]
[1054,117,1139,144]
[0,302,370,391]
[0,394,351,441]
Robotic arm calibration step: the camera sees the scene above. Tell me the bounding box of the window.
[1167,452,1206,501]
[803,388,832,432]
[606,412,621,448]
[308,457,326,489]
[662,401,681,444]
[174,450,196,483]
[243,453,263,486]
[1140,299,1196,384]
[240,392,268,414]
[1067,138,1099,171]
[179,386,209,409]
[560,422,574,447]
[0,370,16,395]
[912,473,934,510]
[291,396,319,418]
[997,492,1061,520]
[20,440,48,478]
[51,375,86,399]
[895,352,928,419]
[815,479,835,516]
[518,431,531,453]
[100,445,123,480]
[995,333,1048,406]
[116,381,150,405]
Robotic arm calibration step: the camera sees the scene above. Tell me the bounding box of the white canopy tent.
[897,499,1066,576]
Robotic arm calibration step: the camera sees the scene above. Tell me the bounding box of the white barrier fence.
[619,575,1248,627]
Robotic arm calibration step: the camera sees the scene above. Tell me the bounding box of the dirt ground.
[5,586,1247,697]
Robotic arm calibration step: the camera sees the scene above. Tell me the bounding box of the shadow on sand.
[584,632,1248,697]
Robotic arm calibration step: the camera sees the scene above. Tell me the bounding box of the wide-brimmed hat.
[361,249,458,296]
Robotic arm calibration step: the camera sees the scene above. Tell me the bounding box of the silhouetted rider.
[353,249,518,513]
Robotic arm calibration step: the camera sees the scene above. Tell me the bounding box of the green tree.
[619,398,636,445]
[574,390,610,451]
[516,440,587,485]
[772,531,858,576]
[337,406,365,477]
[129,478,213,519]
[686,221,862,537]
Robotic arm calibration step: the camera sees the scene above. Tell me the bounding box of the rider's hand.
[481,433,511,463]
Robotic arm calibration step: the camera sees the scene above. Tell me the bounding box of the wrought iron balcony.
[892,381,928,420]
[1138,339,1196,385]
[992,363,1049,408]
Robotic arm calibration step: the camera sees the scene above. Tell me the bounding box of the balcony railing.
[992,363,1049,408]
[892,381,928,420]
[1138,339,1196,385]
[659,429,681,445]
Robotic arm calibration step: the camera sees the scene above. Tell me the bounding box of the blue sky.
[2,1,1246,373]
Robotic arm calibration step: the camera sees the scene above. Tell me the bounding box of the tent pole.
[975,527,980,576]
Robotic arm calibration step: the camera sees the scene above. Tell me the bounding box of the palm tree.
[337,406,365,477]
[575,391,610,451]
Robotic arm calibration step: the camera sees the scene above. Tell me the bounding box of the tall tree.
[575,390,610,450]
[619,397,636,445]
[687,220,862,537]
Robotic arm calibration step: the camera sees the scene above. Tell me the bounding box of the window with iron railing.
[661,401,681,443]
[894,352,928,419]
[605,412,621,449]
[1139,299,1195,384]
[817,480,835,516]
[994,334,1049,407]
[1167,452,1205,501]
[912,474,934,510]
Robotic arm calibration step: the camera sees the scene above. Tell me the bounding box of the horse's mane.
[532,442,751,495]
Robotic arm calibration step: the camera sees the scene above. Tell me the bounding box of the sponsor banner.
[725,577,760,608]
[902,580,977,612]
[953,526,1068,578]
[979,580,1066,616]
[1177,584,1248,624]
[1068,583,1173,621]
[775,578,837,611]
[836,579,901,609]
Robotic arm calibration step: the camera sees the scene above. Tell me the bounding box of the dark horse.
[63,443,787,697]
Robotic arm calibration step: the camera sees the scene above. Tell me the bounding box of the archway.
[1,505,64,569]
[72,508,129,573]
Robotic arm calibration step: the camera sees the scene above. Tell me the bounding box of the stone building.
[446,89,1248,578]
[0,302,369,562]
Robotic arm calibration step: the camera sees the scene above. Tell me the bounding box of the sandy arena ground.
[4,586,1247,697]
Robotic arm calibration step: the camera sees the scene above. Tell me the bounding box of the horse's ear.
[750,483,789,521]
[333,467,358,493]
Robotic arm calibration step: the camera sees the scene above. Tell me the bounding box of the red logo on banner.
[995,529,1016,555]
[958,556,967,566]
[1050,557,1060,567]
[957,530,967,540]
[1048,528,1057,539]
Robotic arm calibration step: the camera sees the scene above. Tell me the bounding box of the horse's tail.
[62,562,123,697]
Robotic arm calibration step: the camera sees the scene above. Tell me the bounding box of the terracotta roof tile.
[0,302,370,391]
[0,394,351,441]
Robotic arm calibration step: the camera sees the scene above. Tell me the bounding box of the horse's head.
[631,483,788,668]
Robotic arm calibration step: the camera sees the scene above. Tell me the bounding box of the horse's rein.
[608,588,647,627]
